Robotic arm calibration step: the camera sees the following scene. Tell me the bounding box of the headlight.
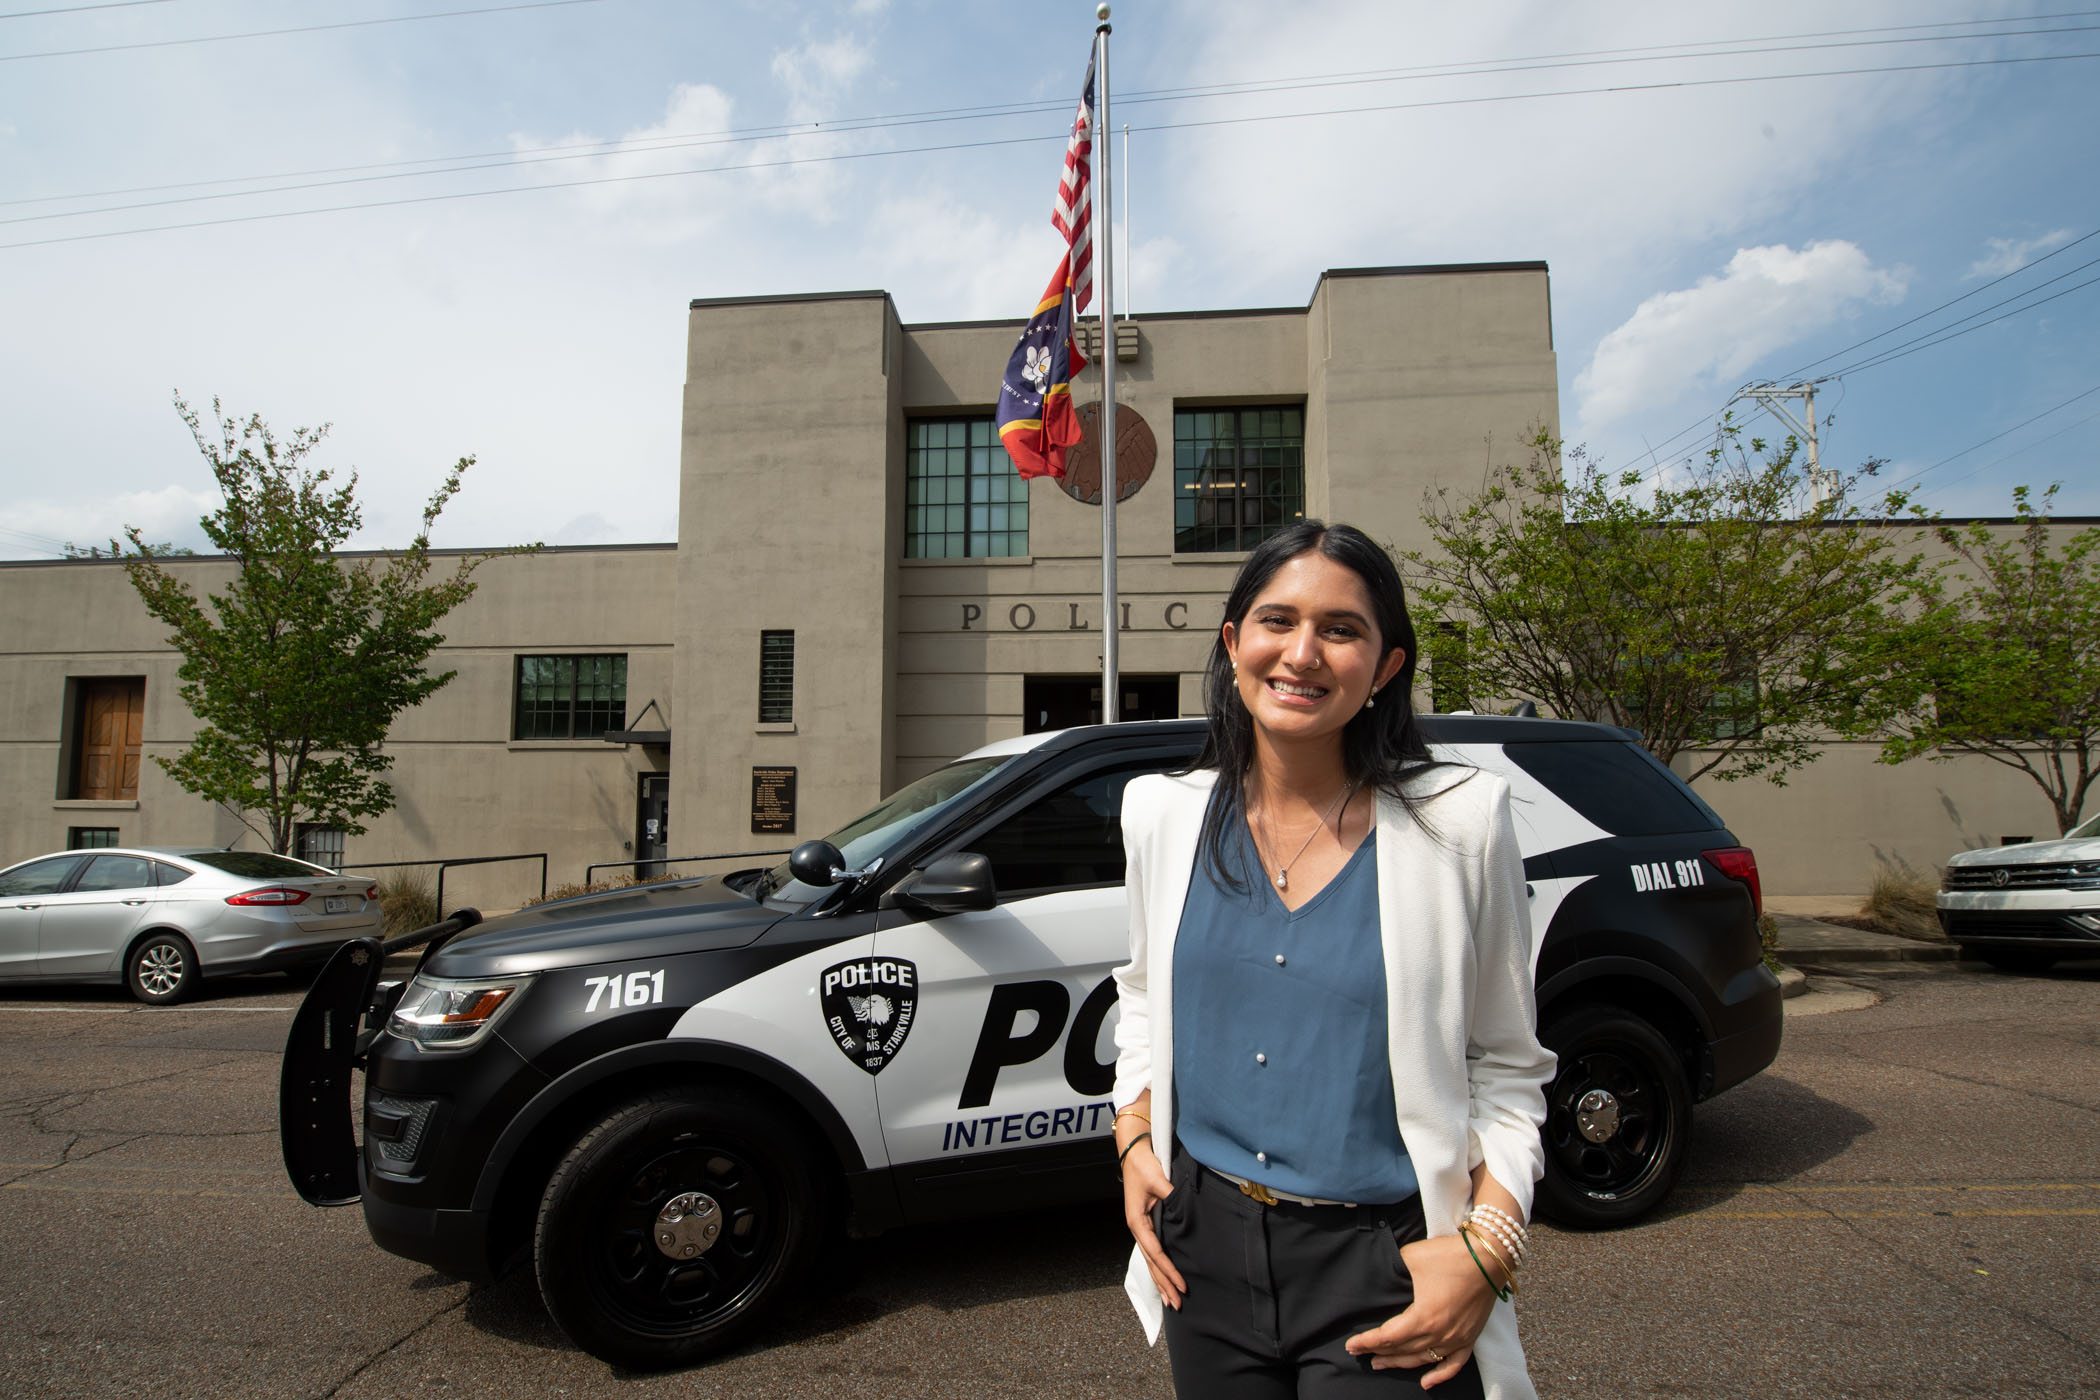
[386,974,533,1051]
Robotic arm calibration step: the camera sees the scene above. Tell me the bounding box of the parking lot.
[1,957,2095,1400]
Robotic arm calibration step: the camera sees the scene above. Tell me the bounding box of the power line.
[11,46,2100,252]
[1928,406,2100,494]
[1775,227,2100,381]
[6,15,2092,213]
[1881,382,2100,494]
[1828,266,2100,378]
[0,0,608,61]
[0,0,175,18]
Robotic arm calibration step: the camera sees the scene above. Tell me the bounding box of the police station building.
[0,261,2061,901]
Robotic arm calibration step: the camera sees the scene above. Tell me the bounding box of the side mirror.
[895,851,997,915]
[788,840,847,887]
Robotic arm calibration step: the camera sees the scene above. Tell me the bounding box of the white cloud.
[12,484,221,555]
[1966,229,2073,279]
[1574,241,1907,436]
[549,513,622,546]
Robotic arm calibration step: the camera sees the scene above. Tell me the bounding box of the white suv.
[1939,812,2100,973]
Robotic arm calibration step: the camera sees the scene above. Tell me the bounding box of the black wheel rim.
[584,1135,779,1339]
[1546,1043,1671,1200]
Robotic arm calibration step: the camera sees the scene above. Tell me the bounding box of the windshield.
[2069,811,2100,840]
[759,756,1012,903]
[186,851,335,880]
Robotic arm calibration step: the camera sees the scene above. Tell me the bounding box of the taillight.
[1702,847,1761,917]
[365,884,380,901]
[224,886,310,906]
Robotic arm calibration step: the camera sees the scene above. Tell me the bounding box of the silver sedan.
[0,847,384,1003]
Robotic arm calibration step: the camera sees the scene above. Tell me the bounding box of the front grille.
[1945,861,2100,891]
[1941,910,2100,942]
[364,1091,438,1167]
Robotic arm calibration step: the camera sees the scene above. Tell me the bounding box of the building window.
[68,827,120,850]
[67,677,145,800]
[296,824,346,870]
[513,655,627,740]
[759,631,795,724]
[1173,406,1305,554]
[905,418,1029,558]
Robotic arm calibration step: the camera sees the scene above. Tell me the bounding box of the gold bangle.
[1468,1227,1520,1292]
[1113,1108,1151,1126]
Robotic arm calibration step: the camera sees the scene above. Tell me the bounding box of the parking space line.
[1685,1181,2100,1195]
[1689,1206,2100,1220]
[1,1179,297,1200]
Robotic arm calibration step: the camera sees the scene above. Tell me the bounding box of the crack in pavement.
[0,1055,249,1187]
[1767,1181,2100,1370]
[316,1286,478,1399]
[1846,1048,2100,1119]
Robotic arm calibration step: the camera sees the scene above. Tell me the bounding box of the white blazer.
[1111,764,1556,1400]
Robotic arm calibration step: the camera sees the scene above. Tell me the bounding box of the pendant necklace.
[1255,781,1358,891]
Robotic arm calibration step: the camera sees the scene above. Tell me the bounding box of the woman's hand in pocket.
[1119,1137,1185,1309]
[1342,1233,1495,1388]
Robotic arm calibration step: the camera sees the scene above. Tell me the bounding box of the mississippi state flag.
[995,252,1089,480]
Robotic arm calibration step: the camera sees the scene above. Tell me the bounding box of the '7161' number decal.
[584,970,665,1013]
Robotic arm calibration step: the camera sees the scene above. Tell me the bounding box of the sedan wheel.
[1535,1007,1691,1229]
[127,934,198,1005]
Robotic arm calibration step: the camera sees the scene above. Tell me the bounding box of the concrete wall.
[0,546,675,906]
[673,292,901,861]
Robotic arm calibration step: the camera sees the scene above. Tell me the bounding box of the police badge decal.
[818,957,918,1075]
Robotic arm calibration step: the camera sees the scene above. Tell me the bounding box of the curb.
[1776,965,1807,999]
[1778,941,1959,965]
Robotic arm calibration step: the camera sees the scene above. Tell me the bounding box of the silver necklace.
[1254,781,1357,891]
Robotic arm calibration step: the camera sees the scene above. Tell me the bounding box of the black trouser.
[1157,1150,1486,1399]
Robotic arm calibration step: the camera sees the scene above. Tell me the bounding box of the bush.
[376,871,440,935]
[1757,911,1781,972]
[1859,866,1946,941]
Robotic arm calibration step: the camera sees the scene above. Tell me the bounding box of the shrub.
[1859,866,1946,942]
[376,871,440,935]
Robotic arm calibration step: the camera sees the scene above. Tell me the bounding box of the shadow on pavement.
[1661,1072,1876,1219]
[456,1199,1139,1364]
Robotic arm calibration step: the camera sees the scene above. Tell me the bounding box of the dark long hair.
[1183,520,1461,888]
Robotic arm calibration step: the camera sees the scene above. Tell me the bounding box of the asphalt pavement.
[0,954,2094,1399]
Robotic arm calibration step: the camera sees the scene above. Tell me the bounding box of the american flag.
[1052,54,1096,316]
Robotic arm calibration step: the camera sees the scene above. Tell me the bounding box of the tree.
[122,395,501,853]
[1860,483,2100,834]
[1402,426,1935,784]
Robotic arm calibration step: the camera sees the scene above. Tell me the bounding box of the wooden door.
[77,679,144,800]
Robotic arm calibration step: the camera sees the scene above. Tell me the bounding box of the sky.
[2,0,2096,558]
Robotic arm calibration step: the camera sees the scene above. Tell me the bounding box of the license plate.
[324,895,354,914]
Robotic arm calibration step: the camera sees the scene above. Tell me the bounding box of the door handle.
[16,904,38,910]
[123,899,147,905]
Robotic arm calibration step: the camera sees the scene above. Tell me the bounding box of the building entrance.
[636,774,669,879]
[1023,674,1180,733]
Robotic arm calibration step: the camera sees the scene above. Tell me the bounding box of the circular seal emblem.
[1060,401,1156,506]
[1991,868,2010,888]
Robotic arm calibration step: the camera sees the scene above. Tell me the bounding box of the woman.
[1111,521,1554,1399]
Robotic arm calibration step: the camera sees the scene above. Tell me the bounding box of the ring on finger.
[1427,1347,1444,1363]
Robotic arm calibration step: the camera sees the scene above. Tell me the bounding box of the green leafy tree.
[122,395,501,852]
[1861,483,2099,834]
[1403,426,1935,784]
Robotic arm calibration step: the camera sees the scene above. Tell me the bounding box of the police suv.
[280,716,1782,1369]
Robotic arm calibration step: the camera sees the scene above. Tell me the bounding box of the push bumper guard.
[278,910,480,1207]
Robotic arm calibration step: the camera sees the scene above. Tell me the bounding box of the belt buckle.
[1238,1178,1280,1207]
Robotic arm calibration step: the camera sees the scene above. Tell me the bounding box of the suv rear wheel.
[1535,1008,1690,1229]
[534,1087,826,1369]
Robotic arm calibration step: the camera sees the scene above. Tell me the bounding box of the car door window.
[972,762,1156,898]
[0,856,87,897]
[75,855,155,893]
[150,861,195,887]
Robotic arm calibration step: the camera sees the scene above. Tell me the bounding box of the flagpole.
[1094,3,1119,724]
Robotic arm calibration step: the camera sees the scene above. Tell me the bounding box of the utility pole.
[1740,382,1831,509]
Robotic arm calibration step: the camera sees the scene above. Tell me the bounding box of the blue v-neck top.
[1171,804,1418,1204]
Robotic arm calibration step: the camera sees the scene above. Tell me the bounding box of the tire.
[126,933,198,1005]
[1534,1007,1691,1229]
[533,1087,827,1370]
[1976,947,2060,975]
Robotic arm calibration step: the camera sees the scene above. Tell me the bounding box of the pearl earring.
[1365,686,1379,709]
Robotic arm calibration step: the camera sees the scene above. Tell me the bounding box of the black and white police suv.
[280,715,1781,1369]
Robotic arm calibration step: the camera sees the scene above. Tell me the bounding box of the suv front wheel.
[1535,1007,1691,1229]
[533,1087,826,1369]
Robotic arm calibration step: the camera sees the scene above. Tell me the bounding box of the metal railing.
[583,849,792,887]
[341,852,548,913]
